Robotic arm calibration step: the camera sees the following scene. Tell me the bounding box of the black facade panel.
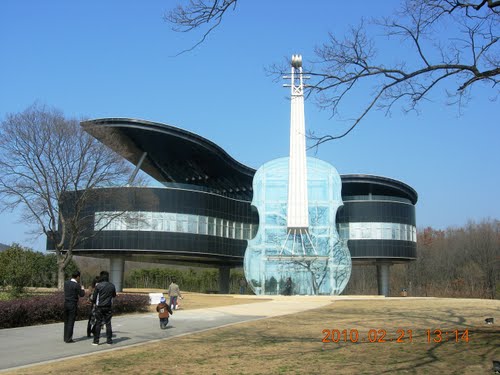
[79,187,259,225]
[61,187,257,262]
[340,175,418,204]
[57,173,418,266]
[85,231,247,258]
[348,240,416,259]
[337,201,416,226]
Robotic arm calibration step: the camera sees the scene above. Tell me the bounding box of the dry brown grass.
[121,289,267,312]
[5,296,500,375]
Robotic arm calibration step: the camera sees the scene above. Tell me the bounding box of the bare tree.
[400,222,499,298]
[307,0,499,145]
[0,104,133,289]
[165,0,238,55]
[166,0,499,145]
[463,219,500,299]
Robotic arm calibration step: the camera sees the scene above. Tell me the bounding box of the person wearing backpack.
[156,296,173,329]
[91,271,116,345]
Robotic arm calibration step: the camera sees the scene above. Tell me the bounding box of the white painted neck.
[287,56,309,230]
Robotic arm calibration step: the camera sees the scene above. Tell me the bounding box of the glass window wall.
[337,222,417,242]
[94,211,257,241]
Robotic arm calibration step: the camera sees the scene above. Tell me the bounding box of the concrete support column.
[110,257,125,292]
[218,266,230,294]
[376,263,391,296]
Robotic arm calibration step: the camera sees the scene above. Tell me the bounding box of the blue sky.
[1,1,498,251]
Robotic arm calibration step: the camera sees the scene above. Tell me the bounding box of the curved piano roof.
[82,118,417,204]
[82,118,255,199]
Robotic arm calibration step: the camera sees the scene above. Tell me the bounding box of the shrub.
[0,292,150,329]
[126,267,248,294]
[0,293,62,328]
[113,293,150,314]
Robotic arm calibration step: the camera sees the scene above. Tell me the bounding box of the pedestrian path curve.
[0,296,337,372]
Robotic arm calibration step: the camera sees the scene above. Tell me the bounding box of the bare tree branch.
[165,0,238,55]
[167,0,499,146]
[302,0,500,146]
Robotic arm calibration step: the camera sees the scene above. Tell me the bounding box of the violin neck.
[286,55,309,231]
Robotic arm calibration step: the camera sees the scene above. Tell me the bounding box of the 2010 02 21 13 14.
[321,329,470,343]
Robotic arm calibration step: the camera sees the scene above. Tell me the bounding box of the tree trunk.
[57,252,70,290]
[58,265,65,290]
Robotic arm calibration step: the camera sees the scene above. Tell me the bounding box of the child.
[156,296,173,329]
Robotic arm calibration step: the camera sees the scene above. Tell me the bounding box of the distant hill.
[0,243,9,252]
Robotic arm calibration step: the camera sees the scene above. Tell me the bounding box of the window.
[188,216,198,234]
[235,223,243,239]
[198,216,208,235]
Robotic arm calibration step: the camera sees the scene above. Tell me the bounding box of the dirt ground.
[121,288,267,311]
[4,296,500,375]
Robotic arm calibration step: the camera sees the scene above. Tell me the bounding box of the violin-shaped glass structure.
[243,55,352,295]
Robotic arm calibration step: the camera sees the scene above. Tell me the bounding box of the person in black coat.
[282,277,293,296]
[91,270,117,345]
[63,270,85,343]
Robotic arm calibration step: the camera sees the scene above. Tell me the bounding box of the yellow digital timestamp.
[321,329,470,343]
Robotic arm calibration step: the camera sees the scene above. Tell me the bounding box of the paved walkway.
[0,296,339,372]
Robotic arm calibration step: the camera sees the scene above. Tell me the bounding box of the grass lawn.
[4,296,499,374]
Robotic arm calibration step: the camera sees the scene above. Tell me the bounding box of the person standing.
[63,270,85,343]
[239,278,247,294]
[91,271,116,345]
[283,277,293,296]
[167,278,183,310]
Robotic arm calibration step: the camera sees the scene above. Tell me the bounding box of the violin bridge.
[278,228,317,257]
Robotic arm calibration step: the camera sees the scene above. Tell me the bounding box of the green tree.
[0,244,79,293]
[0,244,35,296]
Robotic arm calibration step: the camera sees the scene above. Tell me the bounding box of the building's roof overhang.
[82,118,417,204]
[341,174,418,204]
[82,118,255,198]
